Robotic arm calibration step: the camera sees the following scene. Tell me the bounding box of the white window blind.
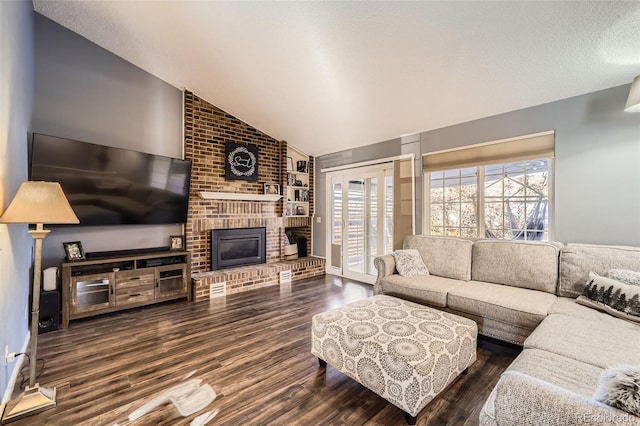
[422,131,555,172]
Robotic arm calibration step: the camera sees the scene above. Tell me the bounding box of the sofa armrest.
[493,371,638,425]
[373,254,396,294]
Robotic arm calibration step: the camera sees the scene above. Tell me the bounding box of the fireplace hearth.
[211,227,266,270]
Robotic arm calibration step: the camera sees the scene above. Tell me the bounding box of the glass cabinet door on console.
[155,264,187,299]
[70,272,115,314]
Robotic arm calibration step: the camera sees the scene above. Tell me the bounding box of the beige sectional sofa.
[374,236,640,425]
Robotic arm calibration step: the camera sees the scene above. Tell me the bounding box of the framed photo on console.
[170,235,185,251]
[63,241,86,261]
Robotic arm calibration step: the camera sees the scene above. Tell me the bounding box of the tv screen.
[30,133,192,226]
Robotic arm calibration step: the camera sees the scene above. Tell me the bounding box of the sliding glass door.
[326,165,394,284]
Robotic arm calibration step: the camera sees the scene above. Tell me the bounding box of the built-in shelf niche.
[285,145,311,217]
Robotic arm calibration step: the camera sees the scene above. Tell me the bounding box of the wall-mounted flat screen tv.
[30,133,192,226]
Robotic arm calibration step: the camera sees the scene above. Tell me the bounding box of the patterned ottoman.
[311,295,477,424]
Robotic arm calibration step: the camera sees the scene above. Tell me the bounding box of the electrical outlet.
[4,346,14,365]
[316,216,321,224]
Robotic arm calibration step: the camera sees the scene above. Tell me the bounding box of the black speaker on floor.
[39,290,60,334]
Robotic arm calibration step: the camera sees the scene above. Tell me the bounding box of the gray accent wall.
[314,84,640,256]
[32,14,184,267]
[0,0,34,404]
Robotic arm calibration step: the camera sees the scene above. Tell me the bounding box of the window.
[427,159,551,240]
[429,168,478,237]
[484,159,549,240]
[424,132,554,241]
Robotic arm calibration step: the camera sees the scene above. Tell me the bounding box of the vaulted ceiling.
[33,1,640,156]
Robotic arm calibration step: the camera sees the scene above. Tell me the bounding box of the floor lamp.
[1,181,78,422]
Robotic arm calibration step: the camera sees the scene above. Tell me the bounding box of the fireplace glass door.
[211,227,266,270]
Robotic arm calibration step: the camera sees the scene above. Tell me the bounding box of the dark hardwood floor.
[6,275,518,425]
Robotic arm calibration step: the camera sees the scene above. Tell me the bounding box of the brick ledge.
[191,256,325,301]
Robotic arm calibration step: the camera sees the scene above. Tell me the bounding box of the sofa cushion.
[524,314,640,369]
[549,297,634,326]
[559,243,640,298]
[448,281,557,330]
[392,249,429,277]
[471,239,562,294]
[379,274,465,307]
[508,349,603,398]
[608,269,640,286]
[477,349,602,425]
[492,371,634,426]
[403,235,473,281]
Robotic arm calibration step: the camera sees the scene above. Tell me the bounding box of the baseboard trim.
[0,331,30,419]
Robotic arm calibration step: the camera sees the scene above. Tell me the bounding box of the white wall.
[0,0,35,405]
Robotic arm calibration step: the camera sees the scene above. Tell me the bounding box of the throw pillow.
[593,365,640,417]
[578,272,640,323]
[608,269,640,286]
[393,249,429,277]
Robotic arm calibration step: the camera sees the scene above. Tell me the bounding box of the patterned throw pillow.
[393,249,429,277]
[594,365,640,417]
[578,272,640,323]
[608,269,640,286]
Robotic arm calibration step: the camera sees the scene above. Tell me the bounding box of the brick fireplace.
[184,91,324,301]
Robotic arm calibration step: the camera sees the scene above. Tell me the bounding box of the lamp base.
[2,384,56,423]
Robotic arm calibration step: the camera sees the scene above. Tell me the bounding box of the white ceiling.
[33,1,640,157]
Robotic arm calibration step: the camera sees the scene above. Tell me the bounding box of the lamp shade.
[625,75,640,112]
[0,181,79,224]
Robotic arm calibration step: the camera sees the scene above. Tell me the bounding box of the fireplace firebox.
[211,227,266,270]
